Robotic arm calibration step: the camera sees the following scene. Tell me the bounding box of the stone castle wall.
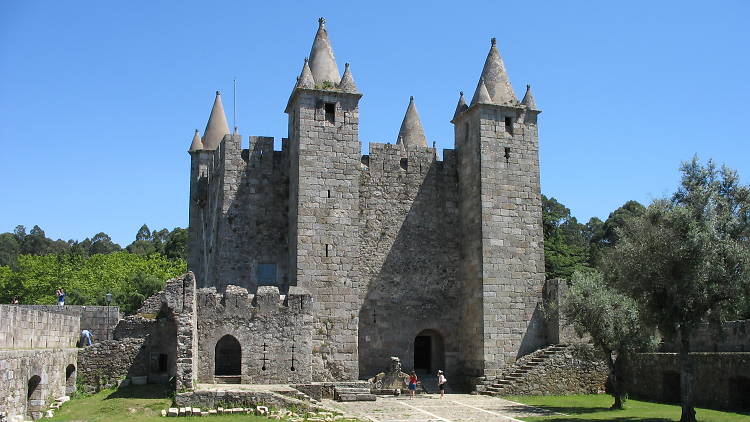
[18,305,120,341]
[660,320,750,353]
[357,143,461,377]
[0,305,80,349]
[196,285,313,384]
[627,352,750,411]
[0,306,79,421]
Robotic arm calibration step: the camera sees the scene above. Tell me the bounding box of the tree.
[562,271,654,409]
[0,233,20,268]
[21,225,51,255]
[589,201,645,268]
[135,224,151,242]
[542,195,591,279]
[164,227,187,260]
[604,158,750,422]
[88,232,121,255]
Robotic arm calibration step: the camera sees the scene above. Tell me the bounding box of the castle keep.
[187,18,546,384]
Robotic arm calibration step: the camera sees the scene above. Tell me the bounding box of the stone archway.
[214,334,242,381]
[27,375,43,419]
[413,329,445,374]
[65,364,76,395]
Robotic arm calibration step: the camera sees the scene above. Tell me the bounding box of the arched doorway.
[215,335,241,378]
[413,329,444,373]
[65,364,76,395]
[27,375,42,419]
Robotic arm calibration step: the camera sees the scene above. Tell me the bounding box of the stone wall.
[627,352,750,411]
[500,344,608,395]
[0,305,80,349]
[0,349,78,420]
[660,320,750,353]
[196,285,313,384]
[357,143,461,377]
[542,279,581,344]
[76,338,148,392]
[18,305,120,341]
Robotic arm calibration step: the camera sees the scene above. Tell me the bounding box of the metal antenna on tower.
[233,78,237,133]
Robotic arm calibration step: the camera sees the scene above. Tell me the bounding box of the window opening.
[215,335,241,376]
[158,354,168,372]
[324,103,335,123]
[504,116,513,134]
[325,244,331,257]
[504,147,511,164]
[257,264,277,286]
[327,190,331,198]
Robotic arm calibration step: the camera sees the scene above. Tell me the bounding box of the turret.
[188,129,203,152]
[307,17,341,86]
[202,91,230,150]
[396,96,428,148]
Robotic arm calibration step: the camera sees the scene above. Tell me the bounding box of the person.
[11,297,19,304]
[437,370,447,398]
[56,288,65,306]
[408,371,418,399]
[80,329,93,346]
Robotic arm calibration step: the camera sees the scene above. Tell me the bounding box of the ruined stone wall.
[0,305,80,349]
[287,89,362,381]
[0,349,78,420]
[18,305,120,341]
[454,104,546,379]
[76,338,148,392]
[195,285,313,384]
[357,143,461,377]
[627,352,750,411]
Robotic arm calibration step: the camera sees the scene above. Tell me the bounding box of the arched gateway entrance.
[215,334,241,382]
[413,329,444,373]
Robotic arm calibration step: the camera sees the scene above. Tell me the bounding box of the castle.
[186,18,546,384]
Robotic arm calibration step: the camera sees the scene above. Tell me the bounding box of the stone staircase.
[477,344,568,396]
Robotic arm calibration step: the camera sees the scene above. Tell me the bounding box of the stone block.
[167,408,178,417]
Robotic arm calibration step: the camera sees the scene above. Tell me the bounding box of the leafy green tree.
[588,201,645,268]
[542,195,591,279]
[21,225,51,255]
[604,158,750,422]
[0,233,20,268]
[88,232,121,255]
[114,271,165,315]
[164,227,187,260]
[135,224,151,242]
[562,271,655,409]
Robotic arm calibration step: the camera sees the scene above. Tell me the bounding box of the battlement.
[197,285,312,316]
[362,142,457,178]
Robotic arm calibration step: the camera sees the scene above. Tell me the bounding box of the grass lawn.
[48,384,358,422]
[503,394,750,422]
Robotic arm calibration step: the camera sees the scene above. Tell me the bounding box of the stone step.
[337,393,377,402]
[335,387,370,394]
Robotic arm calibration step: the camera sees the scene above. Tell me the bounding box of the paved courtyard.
[325,394,557,422]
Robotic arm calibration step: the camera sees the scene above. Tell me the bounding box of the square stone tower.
[452,38,546,379]
[284,18,363,380]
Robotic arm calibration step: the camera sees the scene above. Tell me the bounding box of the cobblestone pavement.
[324,394,557,422]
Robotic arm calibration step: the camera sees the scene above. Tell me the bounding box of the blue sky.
[1,1,748,246]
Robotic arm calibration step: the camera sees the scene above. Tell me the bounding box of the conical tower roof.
[471,78,492,105]
[188,129,203,152]
[202,91,230,150]
[521,84,538,110]
[296,58,315,89]
[478,38,517,105]
[452,91,468,122]
[396,96,428,148]
[339,63,358,93]
[308,17,340,86]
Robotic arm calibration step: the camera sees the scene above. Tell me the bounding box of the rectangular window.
[324,103,336,123]
[504,116,513,134]
[257,263,277,285]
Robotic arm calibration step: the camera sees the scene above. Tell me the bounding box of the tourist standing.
[408,371,418,399]
[437,370,447,398]
[56,288,65,306]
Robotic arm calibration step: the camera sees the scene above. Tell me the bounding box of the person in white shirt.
[437,370,447,398]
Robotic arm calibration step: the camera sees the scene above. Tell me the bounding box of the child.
[408,371,418,399]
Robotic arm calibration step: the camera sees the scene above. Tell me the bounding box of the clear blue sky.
[1,1,748,246]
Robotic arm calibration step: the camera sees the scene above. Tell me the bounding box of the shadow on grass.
[535,418,673,422]
[104,384,172,400]
[503,404,611,416]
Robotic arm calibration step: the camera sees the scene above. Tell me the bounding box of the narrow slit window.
[504,147,511,163]
[504,116,513,134]
[325,244,331,257]
[327,189,331,198]
[324,103,335,123]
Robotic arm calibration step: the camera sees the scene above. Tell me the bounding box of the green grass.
[502,395,750,422]
[49,384,360,422]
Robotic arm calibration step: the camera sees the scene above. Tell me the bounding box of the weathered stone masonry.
[186,19,549,385]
